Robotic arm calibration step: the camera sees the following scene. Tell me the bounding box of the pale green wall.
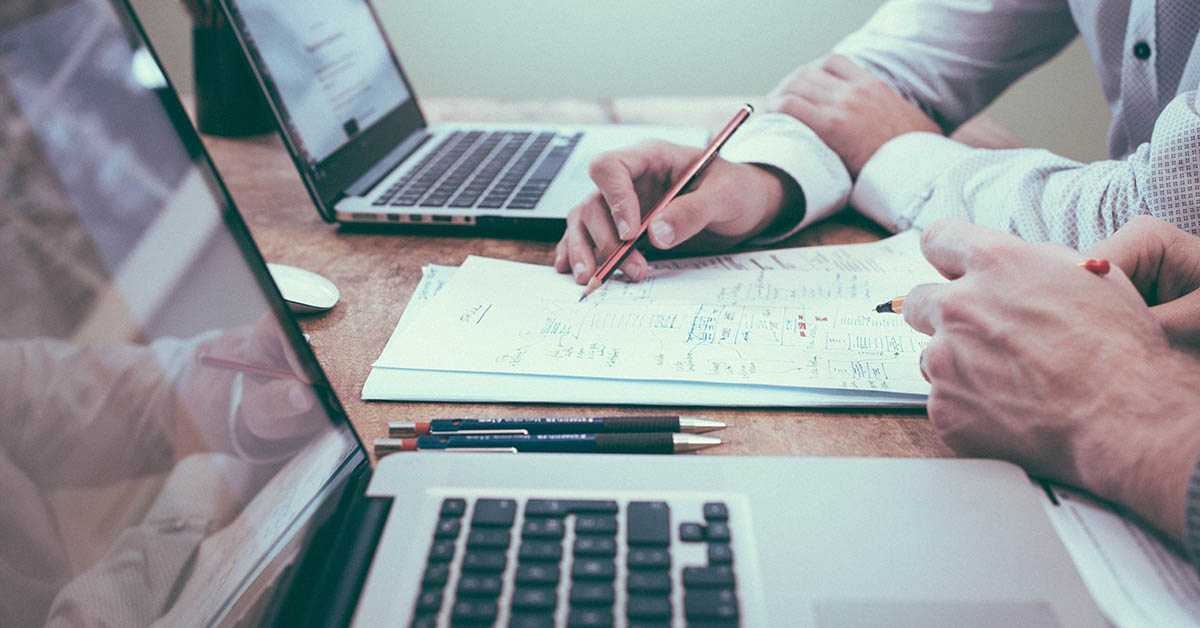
[132,0,1110,162]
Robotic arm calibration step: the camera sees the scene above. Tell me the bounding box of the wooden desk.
[202,98,1017,460]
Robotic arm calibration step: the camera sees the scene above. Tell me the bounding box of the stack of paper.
[363,232,943,407]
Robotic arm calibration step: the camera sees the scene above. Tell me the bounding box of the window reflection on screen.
[0,2,358,626]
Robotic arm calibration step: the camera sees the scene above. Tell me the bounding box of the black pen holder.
[192,22,274,137]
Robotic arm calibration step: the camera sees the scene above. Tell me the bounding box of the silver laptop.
[0,1,1104,627]
[217,0,707,234]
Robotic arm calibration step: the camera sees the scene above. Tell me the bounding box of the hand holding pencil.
[555,106,801,289]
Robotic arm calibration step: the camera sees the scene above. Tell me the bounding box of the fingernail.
[288,382,310,410]
[617,219,631,239]
[651,221,675,247]
[573,262,587,279]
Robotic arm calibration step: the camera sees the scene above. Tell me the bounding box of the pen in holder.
[192,17,274,137]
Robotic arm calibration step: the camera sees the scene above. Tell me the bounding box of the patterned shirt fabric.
[722,0,1200,251]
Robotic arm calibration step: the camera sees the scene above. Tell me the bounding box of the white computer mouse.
[267,263,340,314]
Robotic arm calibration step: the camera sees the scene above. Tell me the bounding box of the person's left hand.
[765,53,942,177]
[1085,216,1200,351]
[902,219,1200,547]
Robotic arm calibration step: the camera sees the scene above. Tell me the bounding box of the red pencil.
[579,104,755,301]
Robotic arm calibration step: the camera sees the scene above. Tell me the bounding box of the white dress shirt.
[722,0,1200,250]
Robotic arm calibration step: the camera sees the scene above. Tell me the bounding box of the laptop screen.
[0,1,361,626]
[222,0,428,216]
[228,0,411,165]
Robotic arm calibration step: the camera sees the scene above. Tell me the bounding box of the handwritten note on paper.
[648,230,930,275]
[375,235,942,395]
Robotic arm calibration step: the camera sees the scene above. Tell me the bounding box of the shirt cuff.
[719,112,851,244]
[851,132,975,232]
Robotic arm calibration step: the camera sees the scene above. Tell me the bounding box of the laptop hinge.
[345,131,432,198]
[266,464,393,628]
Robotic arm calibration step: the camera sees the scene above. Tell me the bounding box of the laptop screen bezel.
[218,0,426,222]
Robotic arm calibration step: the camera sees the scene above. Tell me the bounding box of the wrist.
[744,163,804,241]
[1080,349,1200,545]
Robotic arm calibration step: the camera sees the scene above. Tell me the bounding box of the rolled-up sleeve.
[852,90,1200,248]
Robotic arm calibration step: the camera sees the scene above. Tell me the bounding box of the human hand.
[1086,216,1200,351]
[554,140,798,284]
[179,316,327,461]
[902,219,1200,546]
[765,54,941,177]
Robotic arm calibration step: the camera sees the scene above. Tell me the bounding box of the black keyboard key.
[626,595,672,619]
[525,499,618,517]
[627,570,671,593]
[467,528,511,550]
[518,540,563,562]
[706,521,731,542]
[452,598,499,623]
[428,539,456,562]
[415,588,442,613]
[708,543,734,565]
[411,614,437,628]
[575,515,618,535]
[422,563,450,586]
[472,499,517,527]
[570,582,615,605]
[627,623,672,628]
[512,587,557,611]
[573,535,617,557]
[441,498,467,518]
[627,547,670,570]
[457,574,503,597]
[627,502,670,546]
[680,522,705,542]
[684,588,738,620]
[568,607,614,627]
[522,517,565,539]
[515,563,560,586]
[572,558,616,580]
[682,566,735,588]
[462,551,507,573]
[702,502,728,521]
[434,517,462,538]
[509,614,555,628]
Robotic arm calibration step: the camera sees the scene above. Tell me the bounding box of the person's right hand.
[1086,216,1200,350]
[554,140,799,284]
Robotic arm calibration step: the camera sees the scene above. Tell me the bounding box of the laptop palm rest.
[816,600,1064,628]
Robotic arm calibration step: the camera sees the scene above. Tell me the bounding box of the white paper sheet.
[1042,485,1200,628]
[373,233,940,397]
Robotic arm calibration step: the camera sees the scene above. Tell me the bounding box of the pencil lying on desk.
[579,104,755,302]
[389,415,726,435]
[374,433,721,455]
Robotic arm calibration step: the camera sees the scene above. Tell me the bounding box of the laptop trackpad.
[816,600,1063,628]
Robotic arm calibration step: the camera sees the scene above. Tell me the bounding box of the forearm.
[852,91,1200,249]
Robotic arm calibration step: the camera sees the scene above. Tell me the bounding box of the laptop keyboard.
[373,130,582,211]
[411,497,741,627]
